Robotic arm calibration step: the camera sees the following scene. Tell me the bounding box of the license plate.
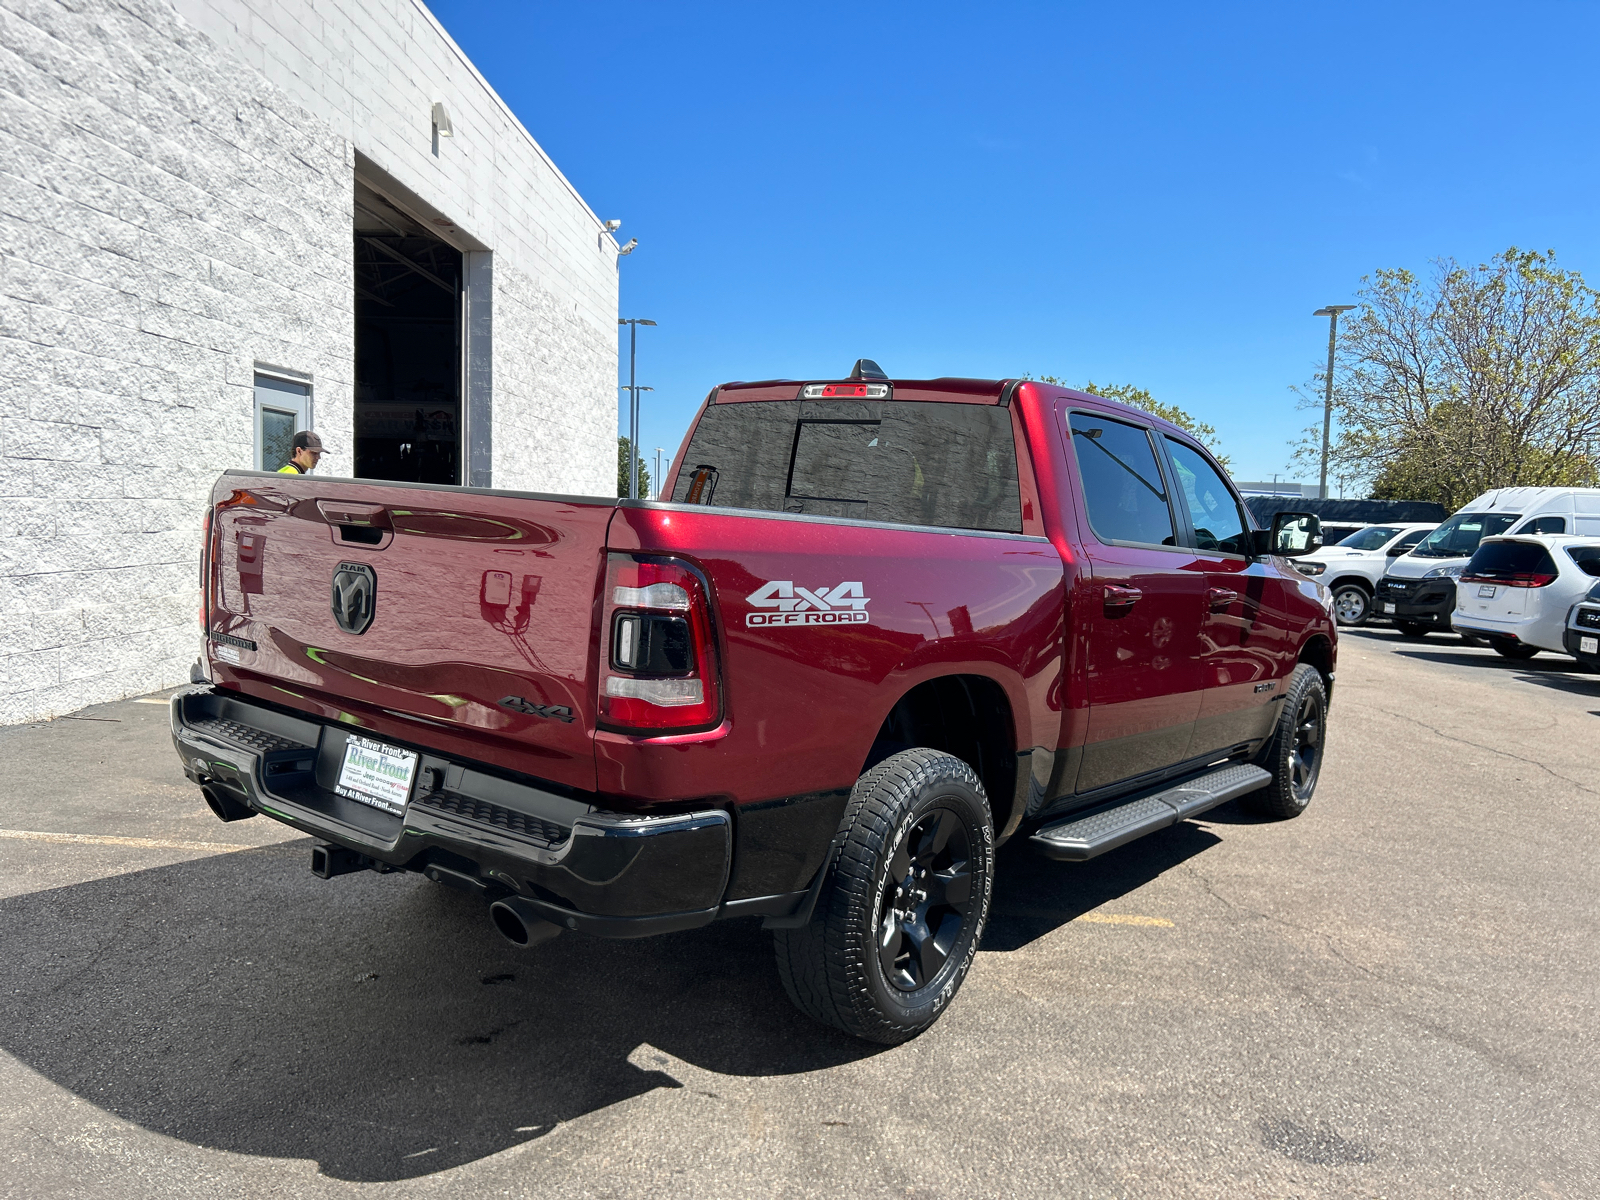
[1478,585,1497,598]
[1383,603,1396,614]
[336,735,418,815]
[1583,637,1598,655]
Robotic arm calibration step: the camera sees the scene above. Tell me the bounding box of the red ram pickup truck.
[171,366,1335,1043]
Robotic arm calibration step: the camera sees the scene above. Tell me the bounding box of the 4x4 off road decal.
[746,580,871,627]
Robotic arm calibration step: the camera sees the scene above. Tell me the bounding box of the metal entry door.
[254,375,311,471]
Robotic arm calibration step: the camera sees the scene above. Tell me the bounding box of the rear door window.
[1566,545,1600,577]
[1165,438,1249,556]
[1067,414,1177,547]
[671,399,1021,533]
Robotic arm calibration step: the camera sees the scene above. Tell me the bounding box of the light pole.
[1312,305,1355,500]
[616,384,652,498]
[653,447,665,500]
[618,318,656,499]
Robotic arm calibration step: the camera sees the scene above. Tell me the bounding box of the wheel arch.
[1328,574,1373,595]
[1297,633,1335,700]
[863,674,1020,839]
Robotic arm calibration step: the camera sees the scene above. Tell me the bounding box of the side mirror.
[1251,512,1323,558]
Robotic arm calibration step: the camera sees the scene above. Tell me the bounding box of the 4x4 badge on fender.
[746,579,871,627]
[331,562,377,634]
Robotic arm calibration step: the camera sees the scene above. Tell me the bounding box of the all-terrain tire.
[1396,620,1431,640]
[1244,664,1327,820]
[773,749,994,1044]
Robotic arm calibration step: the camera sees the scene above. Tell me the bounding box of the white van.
[1374,487,1600,638]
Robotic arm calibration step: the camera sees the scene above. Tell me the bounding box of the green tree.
[617,436,652,499]
[1034,377,1230,468]
[1289,248,1600,509]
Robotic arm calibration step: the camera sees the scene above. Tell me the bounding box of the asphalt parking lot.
[1,628,1595,1199]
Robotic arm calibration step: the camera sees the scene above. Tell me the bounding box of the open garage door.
[354,179,462,485]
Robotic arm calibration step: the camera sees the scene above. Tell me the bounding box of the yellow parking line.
[0,828,255,853]
[1076,912,1174,927]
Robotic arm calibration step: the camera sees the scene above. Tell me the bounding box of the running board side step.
[1029,763,1271,862]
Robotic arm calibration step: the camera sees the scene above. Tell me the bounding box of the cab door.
[1161,436,1286,757]
[1062,409,1209,793]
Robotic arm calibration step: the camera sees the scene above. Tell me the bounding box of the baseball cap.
[291,430,326,455]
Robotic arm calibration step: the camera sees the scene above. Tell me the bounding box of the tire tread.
[774,749,989,1043]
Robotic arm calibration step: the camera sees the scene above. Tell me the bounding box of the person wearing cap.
[277,431,325,473]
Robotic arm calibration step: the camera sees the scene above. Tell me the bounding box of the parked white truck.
[1293,524,1438,626]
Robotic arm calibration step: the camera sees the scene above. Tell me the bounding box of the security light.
[603,220,622,232]
[431,102,453,137]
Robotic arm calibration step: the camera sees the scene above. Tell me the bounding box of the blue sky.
[429,1,1600,488]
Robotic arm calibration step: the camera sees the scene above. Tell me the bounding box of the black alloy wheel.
[774,748,994,1044]
[1245,663,1327,819]
[1288,688,1324,800]
[876,808,973,992]
[1332,584,1371,626]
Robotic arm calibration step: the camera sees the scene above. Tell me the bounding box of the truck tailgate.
[206,473,613,792]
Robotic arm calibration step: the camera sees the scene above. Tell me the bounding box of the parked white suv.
[1451,535,1600,658]
[1376,487,1600,639]
[1294,523,1437,626]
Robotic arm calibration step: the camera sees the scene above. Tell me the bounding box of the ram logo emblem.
[331,562,377,635]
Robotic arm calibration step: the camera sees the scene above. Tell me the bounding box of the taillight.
[1462,572,1557,588]
[598,553,722,731]
[199,506,213,629]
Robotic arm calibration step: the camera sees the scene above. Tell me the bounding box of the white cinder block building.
[0,0,621,724]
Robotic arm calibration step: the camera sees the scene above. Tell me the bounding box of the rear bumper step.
[170,685,731,934]
[1029,763,1271,862]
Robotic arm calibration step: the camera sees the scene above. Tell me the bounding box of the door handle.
[1103,585,1143,615]
[1208,587,1238,612]
[317,500,388,527]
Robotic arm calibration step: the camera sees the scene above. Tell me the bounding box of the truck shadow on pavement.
[0,820,1224,1180]
[0,842,876,1182]
[983,819,1221,951]
[1392,646,1600,689]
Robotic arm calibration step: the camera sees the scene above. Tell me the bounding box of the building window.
[255,375,311,471]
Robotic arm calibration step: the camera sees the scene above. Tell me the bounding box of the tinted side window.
[1522,516,1566,534]
[1165,439,1248,555]
[1567,546,1600,577]
[671,400,1021,532]
[1395,529,1430,549]
[1068,414,1177,547]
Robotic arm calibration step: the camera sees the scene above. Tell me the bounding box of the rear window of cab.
[670,399,1022,533]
